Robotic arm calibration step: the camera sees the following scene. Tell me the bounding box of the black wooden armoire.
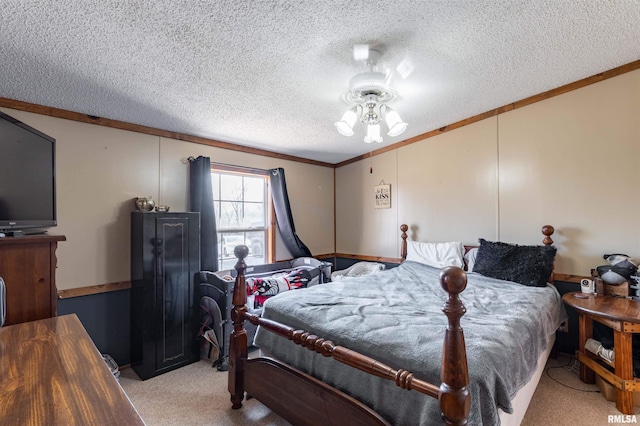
[130,212,200,380]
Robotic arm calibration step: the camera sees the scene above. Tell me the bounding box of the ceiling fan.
[334,44,408,144]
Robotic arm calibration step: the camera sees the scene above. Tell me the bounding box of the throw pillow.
[405,241,465,268]
[473,239,556,287]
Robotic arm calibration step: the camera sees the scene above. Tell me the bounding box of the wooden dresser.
[0,234,66,326]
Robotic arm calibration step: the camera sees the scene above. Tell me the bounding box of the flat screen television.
[0,111,56,235]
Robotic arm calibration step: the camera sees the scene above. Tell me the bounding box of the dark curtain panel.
[269,168,312,258]
[189,156,218,271]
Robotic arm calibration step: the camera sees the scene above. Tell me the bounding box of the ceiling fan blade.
[395,57,415,79]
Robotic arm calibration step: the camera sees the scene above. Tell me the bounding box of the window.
[211,165,271,270]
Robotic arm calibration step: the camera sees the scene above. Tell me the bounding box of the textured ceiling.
[1,1,639,164]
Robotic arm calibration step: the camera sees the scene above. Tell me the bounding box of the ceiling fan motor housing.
[347,71,396,103]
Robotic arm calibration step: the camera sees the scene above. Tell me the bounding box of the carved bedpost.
[400,224,408,261]
[541,225,555,283]
[439,266,470,426]
[229,245,249,409]
[541,225,554,246]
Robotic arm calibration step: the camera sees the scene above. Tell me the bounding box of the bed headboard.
[400,224,555,263]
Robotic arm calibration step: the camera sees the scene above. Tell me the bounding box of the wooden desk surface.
[562,292,640,324]
[0,314,144,425]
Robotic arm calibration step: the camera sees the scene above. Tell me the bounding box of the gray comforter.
[254,261,564,425]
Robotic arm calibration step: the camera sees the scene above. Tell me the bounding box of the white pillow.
[464,247,479,272]
[405,241,464,268]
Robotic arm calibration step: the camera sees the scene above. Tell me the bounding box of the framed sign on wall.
[374,184,391,209]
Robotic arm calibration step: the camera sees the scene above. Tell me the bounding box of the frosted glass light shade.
[334,109,357,136]
[385,109,408,137]
[364,124,382,144]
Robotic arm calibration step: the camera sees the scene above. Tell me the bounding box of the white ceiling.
[1,1,639,164]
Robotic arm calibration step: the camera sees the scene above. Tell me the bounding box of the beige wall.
[0,107,334,290]
[335,69,640,276]
[498,70,640,274]
[336,150,399,257]
[397,118,499,245]
[3,66,637,288]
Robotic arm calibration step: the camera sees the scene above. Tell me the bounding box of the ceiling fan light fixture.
[334,107,358,136]
[384,108,408,137]
[364,123,382,144]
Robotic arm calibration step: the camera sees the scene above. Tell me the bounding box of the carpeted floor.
[120,354,639,425]
[119,361,289,426]
[521,355,639,426]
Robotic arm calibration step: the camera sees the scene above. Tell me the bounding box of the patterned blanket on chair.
[246,268,319,308]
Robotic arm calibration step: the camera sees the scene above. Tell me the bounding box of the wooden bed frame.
[227,224,555,425]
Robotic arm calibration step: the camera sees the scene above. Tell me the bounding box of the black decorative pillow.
[472,239,557,287]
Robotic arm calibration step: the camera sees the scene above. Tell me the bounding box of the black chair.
[196,271,259,371]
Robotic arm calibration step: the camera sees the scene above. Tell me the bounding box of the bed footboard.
[243,356,391,425]
[228,245,470,425]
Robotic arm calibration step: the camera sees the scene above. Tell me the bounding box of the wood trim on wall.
[335,59,640,168]
[312,253,335,260]
[553,273,591,284]
[334,253,403,265]
[58,281,131,299]
[333,254,590,282]
[55,256,587,299]
[0,97,334,169]
[2,60,638,172]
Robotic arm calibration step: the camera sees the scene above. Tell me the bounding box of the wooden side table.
[563,292,640,414]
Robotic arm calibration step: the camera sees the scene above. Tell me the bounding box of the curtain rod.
[211,161,268,172]
[183,157,271,175]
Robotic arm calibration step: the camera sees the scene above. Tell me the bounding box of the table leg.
[614,329,634,415]
[578,313,595,383]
